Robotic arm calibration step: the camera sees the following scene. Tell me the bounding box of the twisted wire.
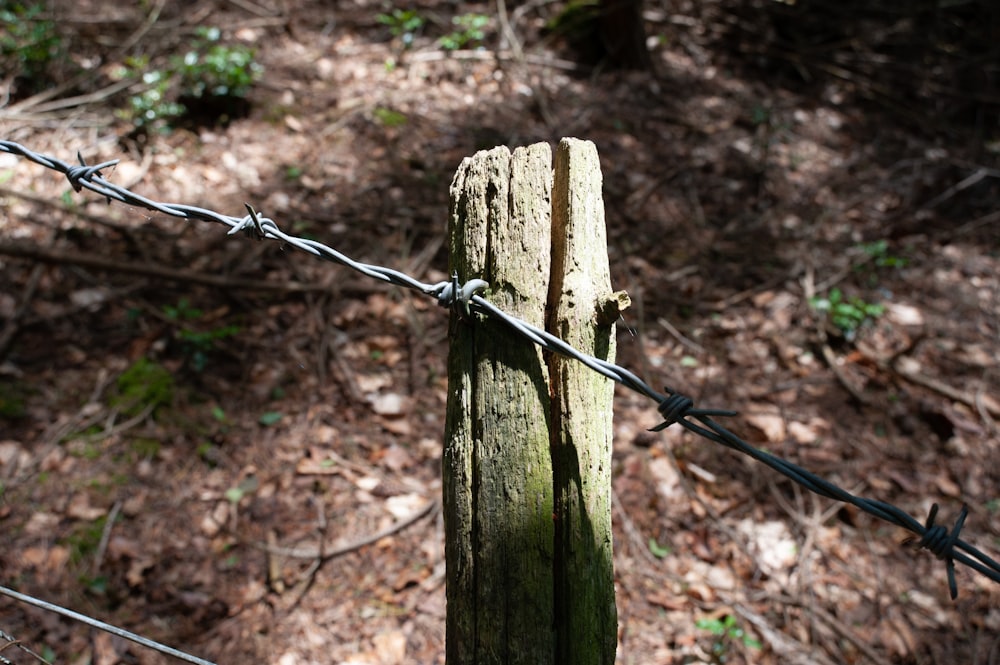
[3,139,999,600]
[0,585,216,665]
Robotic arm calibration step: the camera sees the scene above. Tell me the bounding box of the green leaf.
[695,617,726,635]
[373,106,407,127]
[680,355,699,368]
[648,537,671,558]
[258,411,282,426]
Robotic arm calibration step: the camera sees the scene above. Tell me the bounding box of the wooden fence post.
[444,139,621,665]
[548,138,621,665]
[444,143,555,664]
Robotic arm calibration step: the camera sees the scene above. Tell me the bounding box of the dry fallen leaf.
[0,440,26,470]
[23,512,60,536]
[385,493,427,520]
[92,629,120,665]
[66,493,107,521]
[371,629,407,665]
[744,406,787,443]
[380,443,414,472]
[370,392,411,416]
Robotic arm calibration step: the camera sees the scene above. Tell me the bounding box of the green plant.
[130,437,161,460]
[0,1,63,91]
[372,106,407,128]
[809,288,884,340]
[64,517,107,565]
[696,614,762,662]
[113,358,174,416]
[163,298,241,371]
[178,325,241,371]
[377,9,425,48]
[162,297,202,321]
[179,27,261,98]
[859,239,907,269]
[545,0,599,41]
[121,59,186,127]
[0,380,27,420]
[225,475,258,504]
[117,26,262,128]
[258,411,282,426]
[648,537,670,558]
[851,239,909,288]
[439,13,490,51]
[66,438,103,460]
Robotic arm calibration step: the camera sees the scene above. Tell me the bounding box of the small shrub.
[117,26,262,128]
[372,106,407,127]
[0,1,64,95]
[696,614,762,662]
[63,517,107,565]
[809,287,884,340]
[163,298,241,371]
[179,27,261,99]
[859,239,908,269]
[120,58,185,127]
[439,14,490,51]
[377,9,425,48]
[113,358,174,416]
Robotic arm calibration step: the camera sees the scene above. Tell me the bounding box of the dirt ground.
[1,0,999,663]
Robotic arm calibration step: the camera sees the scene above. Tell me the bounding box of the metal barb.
[649,388,738,432]
[3,139,1000,602]
[915,503,967,599]
[436,273,489,320]
[234,202,267,240]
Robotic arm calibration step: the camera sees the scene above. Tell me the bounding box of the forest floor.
[1,0,999,663]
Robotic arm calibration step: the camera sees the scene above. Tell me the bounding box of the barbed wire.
[2,139,999,609]
[0,585,215,665]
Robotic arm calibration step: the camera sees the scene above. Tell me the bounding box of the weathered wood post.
[548,139,620,664]
[444,138,621,665]
[444,143,555,664]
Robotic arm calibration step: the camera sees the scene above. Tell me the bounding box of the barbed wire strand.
[2,140,999,605]
[0,586,215,665]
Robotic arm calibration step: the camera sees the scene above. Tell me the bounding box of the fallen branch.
[0,240,341,294]
[257,498,437,560]
[887,355,1000,420]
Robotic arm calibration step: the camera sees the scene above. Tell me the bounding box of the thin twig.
[732,602,840,665]
[92,501,123,577]
[0,240,331,294]
[0,629,53,665]
[657,316,705,355]
[258,499,437,560]
[282,496,330,612]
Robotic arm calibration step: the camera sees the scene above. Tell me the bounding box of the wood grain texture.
[444,143,555,664]
[548,137,618,665]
